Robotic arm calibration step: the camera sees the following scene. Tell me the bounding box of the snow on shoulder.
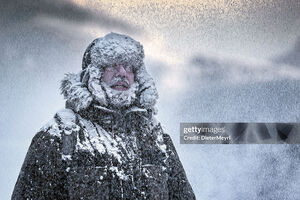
[40,109,80,139]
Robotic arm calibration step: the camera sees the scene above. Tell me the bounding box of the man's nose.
[115,64,127,76]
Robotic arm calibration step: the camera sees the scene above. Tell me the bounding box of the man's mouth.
[111,81,129,91]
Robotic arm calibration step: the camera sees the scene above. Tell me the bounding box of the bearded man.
[12,33,195,199]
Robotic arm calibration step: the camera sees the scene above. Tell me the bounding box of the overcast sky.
[1,0,300,199]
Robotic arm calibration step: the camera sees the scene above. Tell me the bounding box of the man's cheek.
[102,71,114,84]
[128,73,135,85]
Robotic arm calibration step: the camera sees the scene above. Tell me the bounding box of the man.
[12,33,195,199]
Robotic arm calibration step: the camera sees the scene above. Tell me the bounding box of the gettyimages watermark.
[180,123,300,144]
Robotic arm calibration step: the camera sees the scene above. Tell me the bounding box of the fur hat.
[82,33,144,71]
[61,32,158,112]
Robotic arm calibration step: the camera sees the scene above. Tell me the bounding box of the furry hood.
[60,33,158,113]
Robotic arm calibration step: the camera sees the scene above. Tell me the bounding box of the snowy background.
[1,0,300,199]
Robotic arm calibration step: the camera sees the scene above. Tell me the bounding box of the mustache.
[108,77,129,87]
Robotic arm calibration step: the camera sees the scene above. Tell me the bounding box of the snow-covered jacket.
[12,61,195,199]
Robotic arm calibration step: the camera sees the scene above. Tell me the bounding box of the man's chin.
[102,82,138,109]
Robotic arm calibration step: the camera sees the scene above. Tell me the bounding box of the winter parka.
[12,105,195,199]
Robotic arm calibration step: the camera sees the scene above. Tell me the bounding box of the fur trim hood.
[61,33,158,113]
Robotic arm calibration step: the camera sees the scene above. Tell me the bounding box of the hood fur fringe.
[61,72,94,112]
[60,68,158,113]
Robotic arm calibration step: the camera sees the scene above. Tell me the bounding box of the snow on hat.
[82,32,144,71]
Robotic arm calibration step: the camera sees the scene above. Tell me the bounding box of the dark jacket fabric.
[12,105,195,199]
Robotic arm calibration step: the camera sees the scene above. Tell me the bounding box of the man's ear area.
[61,72,94,112]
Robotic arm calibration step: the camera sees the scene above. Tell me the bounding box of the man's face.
[102,64,135,91]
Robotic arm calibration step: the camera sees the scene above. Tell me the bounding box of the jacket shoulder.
[12,119,71,199]
[39,108,80,139]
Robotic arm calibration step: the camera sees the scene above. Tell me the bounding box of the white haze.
[1,0,300,199]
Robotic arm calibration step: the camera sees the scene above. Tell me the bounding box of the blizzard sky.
[1,0,300,199]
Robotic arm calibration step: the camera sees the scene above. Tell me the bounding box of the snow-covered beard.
[101,77,138,109]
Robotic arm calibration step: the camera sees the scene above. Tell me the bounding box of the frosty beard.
[101,78,138,109]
